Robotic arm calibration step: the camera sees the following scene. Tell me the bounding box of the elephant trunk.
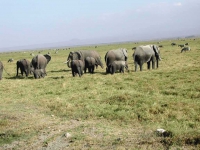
[67,60,71,68]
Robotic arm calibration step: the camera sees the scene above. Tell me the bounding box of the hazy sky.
[0,0,200,50]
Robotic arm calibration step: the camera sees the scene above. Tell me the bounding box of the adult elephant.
[104,48,128,73]
[65,50,103,72]
[0,61,3,80]
[16,59,31,77]
[31,54,51,78]
[133,45,161,72]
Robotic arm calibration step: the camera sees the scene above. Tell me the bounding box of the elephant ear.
[152,45,161,60]
[44,54,51,64]
[75,51,83,61]
[122,48,128,61]
[152,45,159,54]
[67,51,74,61]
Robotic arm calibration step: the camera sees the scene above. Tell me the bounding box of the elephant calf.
[0,61,3,80]
[33,69,46,79]
[70,60,84,77]
[16,59,31,77]
[108,61,128,75]
[85,56,97,73]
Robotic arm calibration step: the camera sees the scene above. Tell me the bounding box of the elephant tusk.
[63,60,69,64]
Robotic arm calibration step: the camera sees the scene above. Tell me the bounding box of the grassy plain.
[0,38,200,149]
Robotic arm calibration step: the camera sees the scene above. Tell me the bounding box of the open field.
[0,38,200,149]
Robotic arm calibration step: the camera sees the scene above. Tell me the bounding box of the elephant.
[16,59,31,77]
[31,54,51,78]
[104,48,128,73]
[181,47,191,53]
[70,60,84,77]
[0,61,3,80]
[108,61,129,75]
[85,56,97,73]
[133,45,161,72]
[33,69,46,79]
[65,50,103,73]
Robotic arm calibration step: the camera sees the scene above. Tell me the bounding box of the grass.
[0,38,200,149]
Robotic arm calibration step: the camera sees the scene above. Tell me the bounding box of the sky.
[0,0,200,51]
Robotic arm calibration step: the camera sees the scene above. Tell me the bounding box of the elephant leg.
[156,59,159,68]
[134,62,139,72]
[147,61,151,70]
[111,66,114,74]
[16,67,19,76]
[72,69,75,77]
[139,64,143,71]
[21,69,24,76]
[152,61,155,69]
[78,68,82,77]
[91,66,94,73]
[121,67,124,73]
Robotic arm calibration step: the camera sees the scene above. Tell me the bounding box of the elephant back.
[32,54,47,69]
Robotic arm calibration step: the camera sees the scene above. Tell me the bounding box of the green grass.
[0,38,200,149]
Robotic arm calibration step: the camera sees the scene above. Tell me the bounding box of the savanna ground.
[0,38,200,150]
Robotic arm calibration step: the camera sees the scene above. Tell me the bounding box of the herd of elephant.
[0,44,161,79]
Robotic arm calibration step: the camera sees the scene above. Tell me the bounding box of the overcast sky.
[0,0,200,51]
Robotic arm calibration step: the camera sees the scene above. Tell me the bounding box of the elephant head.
[122,48,128,61]
[152,45,161,61]
[65,51,82,68]
[95,56,104,69]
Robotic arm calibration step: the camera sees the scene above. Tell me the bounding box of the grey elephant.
[133,45,161,72]
[85,56,97,73]
[65,50,103,73]
[33,69,46,79]
[31,54,51,79]
[16,59,31,77]
[71,60,84,77]
[104,48,128,73]
[108,61,129,75]
[0,61,3,80]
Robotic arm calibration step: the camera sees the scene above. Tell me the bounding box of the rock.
[64,132,71,138]
[156,128,172,137]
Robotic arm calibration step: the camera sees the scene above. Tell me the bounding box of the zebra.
[8,58,14,63]
[178,44,185,48]
[171,43,176,46]
[181,47,191,53]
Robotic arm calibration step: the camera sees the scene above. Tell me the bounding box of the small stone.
[64,132,71,138]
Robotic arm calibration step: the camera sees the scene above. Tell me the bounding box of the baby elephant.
[33,69,46,79]
[85,56,96,73]
[70,60,84,77]
[108,61,129,75]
